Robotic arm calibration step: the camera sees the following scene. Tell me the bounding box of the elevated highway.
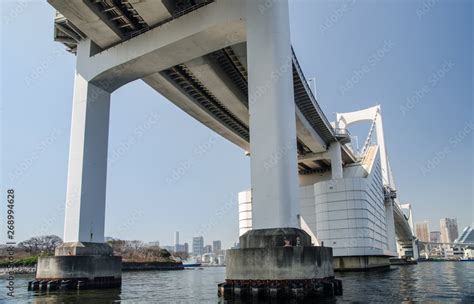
[49,0,356,174]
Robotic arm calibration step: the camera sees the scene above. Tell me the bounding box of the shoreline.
[122,261,184,271]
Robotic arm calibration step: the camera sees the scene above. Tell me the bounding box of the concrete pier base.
[334,256,391,271]
[219,228,342,300]
[30,242,121,291]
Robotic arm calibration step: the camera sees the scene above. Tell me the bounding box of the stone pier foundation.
[30,242,121,291]
[218,228,342,300]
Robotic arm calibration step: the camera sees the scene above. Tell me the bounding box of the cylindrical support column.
[63,42,111,243]
[246,0,299,229]
[329,142,343,179]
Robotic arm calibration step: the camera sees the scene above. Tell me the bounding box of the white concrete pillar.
[384,200,397,254]
[375,114,390,186]
[329,142,343,179]
[412,239,419,260]
[246,0,299,229]
[63,41,111,243]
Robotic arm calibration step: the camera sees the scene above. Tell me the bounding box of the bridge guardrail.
[291,47,336,140]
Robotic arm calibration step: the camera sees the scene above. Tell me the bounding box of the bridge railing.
[291,47,336,140]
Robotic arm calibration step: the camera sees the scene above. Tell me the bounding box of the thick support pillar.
[247,0,299,229]
[33,40,120,290]
[63,72,111,244]
[384,200,397,254]
[329,142,343,179]
[220,1,341,300]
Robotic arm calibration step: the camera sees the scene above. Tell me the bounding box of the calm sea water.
[1,262,473,303]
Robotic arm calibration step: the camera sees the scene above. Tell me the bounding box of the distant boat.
[182,259,202,268]
[183,263,202,267]
[460,257,474,262]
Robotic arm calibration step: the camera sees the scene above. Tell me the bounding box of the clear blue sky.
[1,0,472,248]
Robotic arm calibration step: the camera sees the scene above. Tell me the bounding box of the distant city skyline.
[415,218,466,244]
[106,231,228,253]
[415,219,463,235]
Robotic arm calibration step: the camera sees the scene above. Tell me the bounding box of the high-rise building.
[415,221,430,242]
[193,236,204,256]
[175,244,187,252]
[430,231,441,243]
[184,243,189,254]
[213,240,222,253]
[440,218,459,243]
[174,231,179,252]
[204,245,212,253]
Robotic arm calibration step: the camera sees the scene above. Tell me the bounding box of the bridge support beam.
[246,0,299,230]
[221,0,339,300]
[34,40,121,289]
[329,142,343,179]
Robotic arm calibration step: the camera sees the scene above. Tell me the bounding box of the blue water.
[1,262,473,303]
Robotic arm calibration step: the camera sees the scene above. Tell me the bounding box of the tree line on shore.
[107,239,188,262]
[0,236,188,267]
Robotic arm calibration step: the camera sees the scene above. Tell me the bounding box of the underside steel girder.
[86,0,147,37]
[86,0,148,36]
[86,0,214,43]
[212,46,335,146]
[160,60,320,174]
[210,47,326,157]
[209,47,315,157]
[161,64,250,142]
[210,48,249,106]
[162,0,212,17]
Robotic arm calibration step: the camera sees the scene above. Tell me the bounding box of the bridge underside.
[49,0,356,175]
[146,43,358,174]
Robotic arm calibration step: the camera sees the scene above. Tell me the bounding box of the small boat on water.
[183,263,202,268]
[459,257,474,262]
[182,259,202,268]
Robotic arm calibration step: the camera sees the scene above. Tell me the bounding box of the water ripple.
[0,262,473,303]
